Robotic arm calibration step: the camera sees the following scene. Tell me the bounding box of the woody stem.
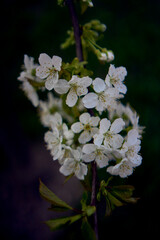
[65,0,98,239]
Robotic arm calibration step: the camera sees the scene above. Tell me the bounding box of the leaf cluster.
[97,178,138,216]
[39,179,96,238]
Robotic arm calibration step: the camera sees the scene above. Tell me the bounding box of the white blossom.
[71,112,100,144]
[98,53,107,61]
[59,148,88,180]
[47,112,74,146]
[39,93,62,127]
[44,127,63,160]
[94,118,125,150]
[54,75,92,107]
[62,124,74,146]
[18,55,40,107]
[107,129,142,178]
[120,129,142,167]
[107,158,133,178]
[82,77,121,113]
[106,51,115,62]
[36,53,62,90]
[105,64,127,94]
[108,102,144,137]
[82,144,112,168]
[18,55,38,82]
[21,81,39,107]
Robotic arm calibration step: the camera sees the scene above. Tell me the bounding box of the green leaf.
[105,197,112,216]
[111,185,138,203]
[81,217,97,240]
[46,214,82,231]
[80,2,88,14]
[107,192,124,207]
[39,179,73,211]
[85,206,96,217]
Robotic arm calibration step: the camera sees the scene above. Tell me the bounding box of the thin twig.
[65,1,99,239]
[65,0,83,62]
[91,161,99,240]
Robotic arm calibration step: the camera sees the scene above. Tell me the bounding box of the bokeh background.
[1,0,160,239]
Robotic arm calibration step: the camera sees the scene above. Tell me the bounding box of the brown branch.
[65,1,98,239]
[65,0,83,62]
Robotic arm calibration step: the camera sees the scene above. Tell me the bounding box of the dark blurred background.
[1,0,160,239]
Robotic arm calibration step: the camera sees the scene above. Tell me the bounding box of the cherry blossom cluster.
[18,53,144,180]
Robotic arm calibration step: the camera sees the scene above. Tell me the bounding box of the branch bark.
[65,1,98,239]
[65,0,83,62]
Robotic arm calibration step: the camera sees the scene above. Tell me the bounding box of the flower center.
[84,124,91,131]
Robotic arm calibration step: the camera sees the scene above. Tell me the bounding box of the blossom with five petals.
[36,53,62,90]
[82,143,112,168]
[107,158,133,178]
[71,112,100,144]
[44,127,63,160]
[82,77,121,112]
[54,75,92,107]
[59,148,88,180]
[105,64,127,94]
[93,117,125,149]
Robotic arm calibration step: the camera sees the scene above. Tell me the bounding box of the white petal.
[44,131,54,143]
[52,55,62,71]
[76,86,88,96]
[82,144,96,154]
[82,153,96,162]
[105,75,111,87]
[129,154,142,167]
[108,64,115,76]
[82,93,98,109]
[119,158,133,178]
[75,163,88,180]
[45,74,58,90]
[93,133,104,146]
[79,112,90,124]
[110,118,125,134]
[66,88,78,107]
[59,158,75,176]
[107,165,119,176]
[36,66,49,79]
[54,79,70,94]
[108,134,124,149]
[24,55,34,70]
[79,130,91,144]
[79,76,92,87]
[89,116,100,127]
[52,112,62,128]
[22,81,39,107]
[38,53,52,67]
[69,75,79,85]
[99,118,111,134]
[96,153,109,168]
[93,78,106,93]
[71,122,84,133]
[72,148,81,161]
[127,129,139,146]
[96,99,105,112]
[115,82,127,94]
[115,66,127,81]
